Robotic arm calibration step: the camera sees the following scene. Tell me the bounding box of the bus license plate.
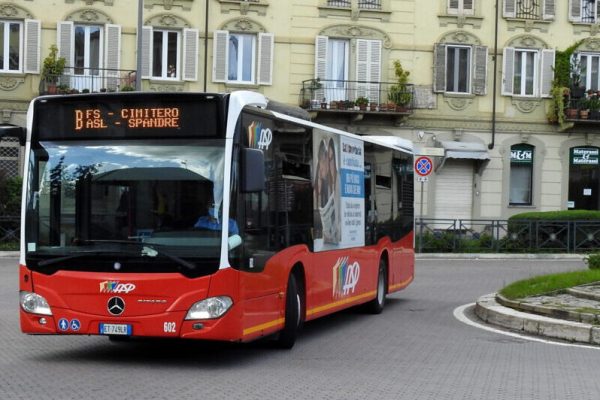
[99,323,132,336]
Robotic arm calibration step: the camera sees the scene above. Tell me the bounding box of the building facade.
[0,0,599,221]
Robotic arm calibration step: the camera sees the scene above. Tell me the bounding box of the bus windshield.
[25,139,229,275]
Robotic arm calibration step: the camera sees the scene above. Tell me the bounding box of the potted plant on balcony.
[355,96,369,111]
[589,95,600,119]
[40,45,66,95]
[579,97,590,119]
[388,60,412,112]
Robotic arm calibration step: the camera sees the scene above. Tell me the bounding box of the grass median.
[499,269,600,300]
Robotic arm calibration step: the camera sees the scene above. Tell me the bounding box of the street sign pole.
[414,156,433,253]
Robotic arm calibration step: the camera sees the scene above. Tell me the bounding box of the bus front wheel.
[276,273,302,349]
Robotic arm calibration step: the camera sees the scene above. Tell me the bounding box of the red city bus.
[3,91,414,348]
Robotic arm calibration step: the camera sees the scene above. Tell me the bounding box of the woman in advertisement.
[314,133,340,248]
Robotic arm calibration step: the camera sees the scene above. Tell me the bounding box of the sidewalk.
[475,286,600,345]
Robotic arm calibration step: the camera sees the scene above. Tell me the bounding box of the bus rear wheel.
[366,259,387,314]
[275,273,302,349]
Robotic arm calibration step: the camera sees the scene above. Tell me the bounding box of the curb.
[416,253,586,260]
[475,293,600,345]
[0,251,19,258]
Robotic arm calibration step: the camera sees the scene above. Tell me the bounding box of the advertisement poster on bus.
[313,129,364,251]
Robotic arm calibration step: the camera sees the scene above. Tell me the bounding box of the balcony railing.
[564,91,600,122]
[299,79,414,114]
[326,0,381,9]
[515,0,541,20]
[39,67,137,95]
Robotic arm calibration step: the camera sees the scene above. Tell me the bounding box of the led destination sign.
[33,93,224,140]
[75,107,181,130]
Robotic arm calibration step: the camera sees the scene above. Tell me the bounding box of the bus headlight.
[185,296,233,320]
[20,291,52,316]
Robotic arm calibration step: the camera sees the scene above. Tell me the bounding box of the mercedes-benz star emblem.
[107,296,125,316]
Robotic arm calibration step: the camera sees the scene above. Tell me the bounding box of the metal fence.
[0,216,19,249]
[416,218,600,253]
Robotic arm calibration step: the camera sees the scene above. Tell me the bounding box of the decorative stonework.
[221,18,266,33]
[0,76,25,91]
[511,98,541,113]
[319,25,392,49]
[573,23,600,36]
[66,9,112,24]
[579,38,600,52]
[438,30,482,46]
[219,0,268,16]
[505,19,551,33]
[443,95,474,111]
[0,3,33,19]
[438,15,483,29]
[506,34,549,50]
[144,0,193,11]
[64,0,114,5]
[318,1,391,22]
[149,81,185,92]
[145,14,190,28]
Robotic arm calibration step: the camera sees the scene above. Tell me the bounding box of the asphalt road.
[1,256,598,400]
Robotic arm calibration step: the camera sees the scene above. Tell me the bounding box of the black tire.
[276,274,302,349]
[366,259,387,314]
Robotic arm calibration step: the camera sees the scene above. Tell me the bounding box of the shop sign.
[571,147,600,165]
[510,145,533,164]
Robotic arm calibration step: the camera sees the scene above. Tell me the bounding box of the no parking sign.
[414,156,433,178]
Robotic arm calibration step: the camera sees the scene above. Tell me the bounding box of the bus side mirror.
[0,124,26,146]
[241,148,265,192]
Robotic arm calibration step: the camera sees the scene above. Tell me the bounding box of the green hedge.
[509,210,600,221]
[0,173,22,216]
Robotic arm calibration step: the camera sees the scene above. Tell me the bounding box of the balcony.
[39,67,137,95]
[564,90,600,124]
[299,79,414,123]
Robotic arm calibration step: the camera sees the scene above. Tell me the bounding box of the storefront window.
[509,144,534,205]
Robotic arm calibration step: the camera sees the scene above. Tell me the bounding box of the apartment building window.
[502,47,554,98]
[503,0,555,20]
[569,0,599,23]
[142,25,198,82]
[152,30,179,79]
[579,53,600,91]
[433,42,487,95]
[0,21,22,72]
[326,0,381,9]
[315,35,381,102]
[213,30,274,85]
[448,0,474,15]
[509,144,534,205]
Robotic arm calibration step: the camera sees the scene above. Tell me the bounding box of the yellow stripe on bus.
[389,276,414,291]
[307,291,377,316]
[243,317,285,336]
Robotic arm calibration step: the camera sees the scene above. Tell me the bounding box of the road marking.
[453,303,600,351]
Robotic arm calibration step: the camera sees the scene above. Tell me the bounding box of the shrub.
[586,253,600,269]
[509,210,600,221]
[0,172,22,216]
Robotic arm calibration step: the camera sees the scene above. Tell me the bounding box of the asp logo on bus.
[99,281,136,294]
[247,121,272,150]
[332,256,360,298]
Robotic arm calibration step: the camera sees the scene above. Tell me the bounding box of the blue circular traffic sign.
[414,156,433,177]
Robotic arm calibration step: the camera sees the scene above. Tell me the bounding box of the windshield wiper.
[36,250,138,268]
[140,245,196,271]
[40,239,196,271]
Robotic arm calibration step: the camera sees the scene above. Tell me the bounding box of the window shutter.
[503,0,516,18]
[57,21,74,68]
[448,0,459,14]
[463,0,474,15]
[368,40,382,103]
[24,19,40,74]
[356,39,369,100]
[502,47,515,96]
[257,32,274,85]
[597,0,600,22]
[472,45,488,96]
[569,0,581,21]
[182,28,199,81]
[314,35,328,80]
[212,30,229,83]
[540,49,555,98]
[433,43,447,93]
[543,0,555,20]
[141,26,152,79]
[105,24,121,77]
